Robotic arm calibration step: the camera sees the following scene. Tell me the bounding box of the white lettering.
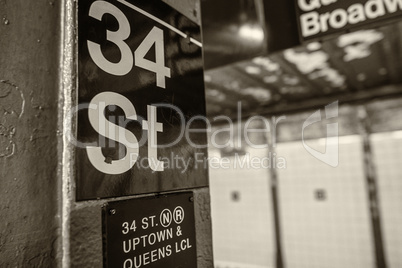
[142,105,164,171]
[87,92,139,175]
[124,245,173,268]
[87,92,165,175]
[143,252,150,266]
[319,12,331,32]
[384,0,402,13]
[150,249,157,262]
[348,4,366,24]
[142,217,149,230]
[321,0,337,5]
[299,0,402,38]
[365,0,386,19]
[298,0,321,12]
[175,238,192,253]
[123,259,133,268]
[329,9,348,29]
[133,237,140,251]
[300,12,320,37]
[123,228,173,254]
[148,233,156,245]
[123,240,131,253]
[133,255,141,268]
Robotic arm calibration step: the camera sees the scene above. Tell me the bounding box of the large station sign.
[76,0,208,200]
[103,193,197,268]
[296,0,402,41]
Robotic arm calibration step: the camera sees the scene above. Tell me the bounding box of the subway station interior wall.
[371,132,402,268]
[0,1,61,266]
[209,147,275,268]
[208,99,402,268]
[276,136,374,268]
[209,133,402,268]
[69,0,213,267]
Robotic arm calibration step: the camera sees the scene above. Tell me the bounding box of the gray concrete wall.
[0,0,212,267]
[70,188,213,267]
[65,0,213,266]
[0,0,61,266]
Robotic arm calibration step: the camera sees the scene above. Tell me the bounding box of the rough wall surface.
[0,0,212,267]
[70,188,213,268]
[0,0,61,267]
[69,0,213,267]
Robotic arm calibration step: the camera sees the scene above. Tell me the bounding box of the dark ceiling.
[201,0,402,120]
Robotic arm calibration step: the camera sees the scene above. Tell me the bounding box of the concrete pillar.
[0,0,61,266]
[0,0,213,267]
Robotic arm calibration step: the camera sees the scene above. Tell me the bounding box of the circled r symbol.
[173,206,185,224]
[160,208,172,227]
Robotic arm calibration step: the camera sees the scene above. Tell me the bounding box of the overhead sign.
[296,0,402,40]
[76,0,208,200]
[103,193,197,268]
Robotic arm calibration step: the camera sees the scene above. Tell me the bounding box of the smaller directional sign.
[103,192,197,268]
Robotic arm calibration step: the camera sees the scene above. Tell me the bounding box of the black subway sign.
[77,0,208,200]
[296,0,402,40]
[103,193,197,268]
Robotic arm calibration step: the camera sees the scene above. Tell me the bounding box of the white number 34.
[87,0,171,88]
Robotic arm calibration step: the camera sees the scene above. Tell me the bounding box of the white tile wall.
[371,131,402,268]
[209,148,275,268]
[276,136,375,268]
[209,133,402,268]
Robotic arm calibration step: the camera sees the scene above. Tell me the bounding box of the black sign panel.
[296,0,402,41]
[77,0,208,200]
[103,193,197,268]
